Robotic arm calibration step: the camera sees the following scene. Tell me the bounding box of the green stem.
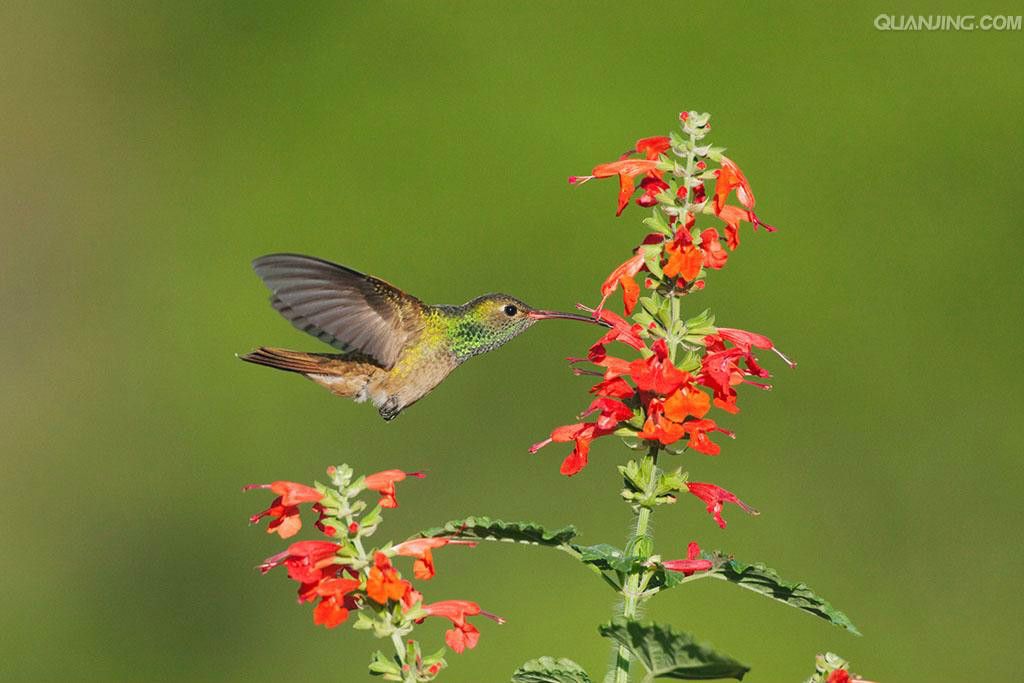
[610,446,660,683]
[606,127,700,683]
[391,632,416,683]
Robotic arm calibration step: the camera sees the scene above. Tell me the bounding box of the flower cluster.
[534,112,792,533]
[246,465,502,681]
[804,652,876,683]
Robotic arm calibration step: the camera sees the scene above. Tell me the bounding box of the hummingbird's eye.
[503,304,518,317]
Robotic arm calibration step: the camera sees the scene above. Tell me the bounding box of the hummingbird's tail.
[239,346,335,374]
[238,346,385,404]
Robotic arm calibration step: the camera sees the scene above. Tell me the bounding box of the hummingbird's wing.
[252,253,427,370]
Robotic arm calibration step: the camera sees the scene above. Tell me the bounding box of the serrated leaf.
[417,517,577,547]
[511,656,592,683]
[713,560,860,635]
[575,544,641,573]
[599,618,748,681]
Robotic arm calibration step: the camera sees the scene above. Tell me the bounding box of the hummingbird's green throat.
[240,253,603,420]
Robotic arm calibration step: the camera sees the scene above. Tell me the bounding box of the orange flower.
[366,552,411,604]
[571,159,662,216]
[421,600,505,654]
[364,469,425,509]
[311,577,361,628]
[713,156,755,212]
[598,252,645,314]
[636,399,687,445]
[700,228,729,270]
[391,537,477,580]
[663,237,704,281]
[663,385,711,421]
[529,422,615,476]
[244,481,323,539]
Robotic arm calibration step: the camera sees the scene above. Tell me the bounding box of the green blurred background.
[2,2,1021,681]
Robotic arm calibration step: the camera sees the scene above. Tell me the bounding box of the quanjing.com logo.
[874,14,1022,31]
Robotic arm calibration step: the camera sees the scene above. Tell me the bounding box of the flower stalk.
[612,445,660,683]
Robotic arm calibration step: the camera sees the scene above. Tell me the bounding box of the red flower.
[713,156,755,212]
[715,204,777,253]
[637,176,669,208]
[260,540,341,584]
[530,422,614,476]
[366,552,412,604]
[589,376,635,399]
[716,327,795,369]
[313,503,338,537]
[681,419,733,456]
[244,481,323,539]
[588,309,646,360]
[364,470,426,509]
[421,601,504,654]
[635,136,671,159]
[598,253,645,315]
[311,577,361,628]
[392,538,477,580]
[827,671,851,683]
[662,541,713,575]
[686,482,758,528]
[571,159,662,216]
[629,339,690,395]
[699,347,747,413]
[700,228,729,270]
[581,397,635,430]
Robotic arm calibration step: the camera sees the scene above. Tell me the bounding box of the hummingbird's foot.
[378,396,401,421]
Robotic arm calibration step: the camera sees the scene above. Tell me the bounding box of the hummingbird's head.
[451,294,600,359]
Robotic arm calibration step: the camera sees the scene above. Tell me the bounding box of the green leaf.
[368,651,402,680]
[417,516,577,547]
[599,618,749,681]
[642,243,665,279]
[644,208,671,234]
[511,657,593,683]
[575,543,641,573]
[713,559,860,635]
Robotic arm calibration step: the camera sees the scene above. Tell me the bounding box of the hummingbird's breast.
[373,309,459,411]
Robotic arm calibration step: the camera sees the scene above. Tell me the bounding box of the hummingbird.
[240,253,604,420]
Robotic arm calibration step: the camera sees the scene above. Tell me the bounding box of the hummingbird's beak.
[528,310,611,327]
